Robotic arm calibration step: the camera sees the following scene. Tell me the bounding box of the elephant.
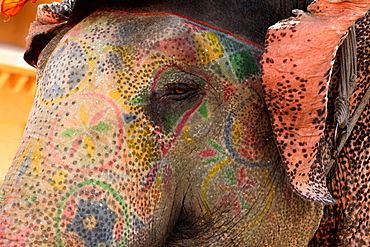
[0,0,369,246]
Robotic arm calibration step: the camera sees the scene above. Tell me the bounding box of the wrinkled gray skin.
[0,0,368,246]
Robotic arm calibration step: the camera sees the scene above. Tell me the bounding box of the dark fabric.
[24,0,75,67]
[24,0,312,67]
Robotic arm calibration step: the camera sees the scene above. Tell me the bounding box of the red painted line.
[49,92,124,173]
[112,10,264,50]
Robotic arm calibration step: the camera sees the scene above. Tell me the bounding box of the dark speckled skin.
[261,0,370,245]
[309,12,370,246]
[262,0,370,204]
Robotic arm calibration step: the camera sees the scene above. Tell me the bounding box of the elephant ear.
[261,0,370,204]
[24,0,74,67]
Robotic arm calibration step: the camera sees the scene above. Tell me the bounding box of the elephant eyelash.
[159,82,203,101]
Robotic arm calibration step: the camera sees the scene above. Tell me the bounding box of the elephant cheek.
[261,0,370,204]
[226,88,278,167]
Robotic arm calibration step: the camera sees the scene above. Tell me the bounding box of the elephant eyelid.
[154,71,207,100]
[158,82,203,101]
[157,67,208,85]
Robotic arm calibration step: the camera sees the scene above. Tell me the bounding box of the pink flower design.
[218,167,256,217]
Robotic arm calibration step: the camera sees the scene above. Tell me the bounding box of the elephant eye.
[169,86,187,95]
[153,69,206,101]
[148,67,208,133]
[161,83,199,101]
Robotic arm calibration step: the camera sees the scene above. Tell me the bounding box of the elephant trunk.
[0,163,43,245]
[261,0,370,204]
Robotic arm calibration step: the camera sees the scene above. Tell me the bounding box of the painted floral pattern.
[217,167,256,217]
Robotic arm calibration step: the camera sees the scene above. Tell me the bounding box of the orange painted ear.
[0,0,36,17]
[261,0,370,204]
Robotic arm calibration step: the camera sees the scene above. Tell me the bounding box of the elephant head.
[0,0,368,246]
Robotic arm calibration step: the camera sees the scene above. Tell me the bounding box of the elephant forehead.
[43,10,262,84]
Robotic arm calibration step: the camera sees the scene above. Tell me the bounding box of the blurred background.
[0,0,57,184]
